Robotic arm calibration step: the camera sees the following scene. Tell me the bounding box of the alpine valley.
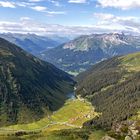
[0,36,140,140]
[1,0,140,139]
[40,33,140,75]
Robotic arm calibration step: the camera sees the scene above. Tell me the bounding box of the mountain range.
[0,34,140,140]
[0,37,74,127]
[40,33,140,75]
[0,33,70,55]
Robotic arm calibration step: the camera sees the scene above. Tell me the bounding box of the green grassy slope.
[120,52,140,71]
[0,99,105,140]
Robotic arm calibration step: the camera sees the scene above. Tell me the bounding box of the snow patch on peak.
[103,34,128,45]
[63,42,76,50]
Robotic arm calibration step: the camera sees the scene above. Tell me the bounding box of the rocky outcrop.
[109,120,140,140]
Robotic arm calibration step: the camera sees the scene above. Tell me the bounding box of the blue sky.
[0,0,140,36]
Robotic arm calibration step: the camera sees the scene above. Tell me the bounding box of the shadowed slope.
[0,38,74,127]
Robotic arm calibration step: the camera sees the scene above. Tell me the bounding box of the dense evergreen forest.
[76,54,140,128]
[0,38,74,127]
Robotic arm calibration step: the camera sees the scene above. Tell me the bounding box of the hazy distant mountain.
[45,34,71,44]
[0,37,74,127]
[0,33,70,55]
[40,33,140,75]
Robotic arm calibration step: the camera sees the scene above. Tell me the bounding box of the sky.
[0,0,140,36]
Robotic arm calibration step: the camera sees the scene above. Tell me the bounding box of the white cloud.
[20,17,32,21]
[0,15,140,36]
[46,11,66,15]
[48,0,62,7]
[68,0,87,3]
[31,6,47,12]
[94,13,115,20]
[30,6,66,15]
[16,2,36,7]
[93,12,140,34]
[0,19,96,35]
[97,0,140,9]
[29,0,43,2]
[94,13,140,25]
[0,1,36,8]
[0,13,140,36]
[0,0,62,13]
[29,0,62,7]
[0,1,16,8]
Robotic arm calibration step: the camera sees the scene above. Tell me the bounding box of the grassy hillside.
[76,52,140,128]
[0,38,74,127]
[0,99,105,140]
[0,99,97,131]
[120,52,140,71]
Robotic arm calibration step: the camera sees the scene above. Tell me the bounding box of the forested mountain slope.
[0,38,74,127]
[76,52,140,128]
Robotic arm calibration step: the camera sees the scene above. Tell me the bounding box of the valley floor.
[0,98,105,140]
